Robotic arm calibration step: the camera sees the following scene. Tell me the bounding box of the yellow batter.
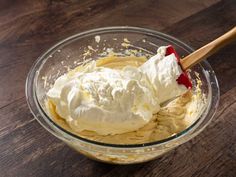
[46,55,204,144]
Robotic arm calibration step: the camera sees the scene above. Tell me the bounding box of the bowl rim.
[26,26,220,148]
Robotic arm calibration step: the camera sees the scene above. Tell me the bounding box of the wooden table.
[0,0,236,176]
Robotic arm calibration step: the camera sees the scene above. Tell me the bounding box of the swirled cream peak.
[47,46,187,135]
[140,47,187,103]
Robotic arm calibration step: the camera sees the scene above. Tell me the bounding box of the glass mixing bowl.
[26,27,219,164]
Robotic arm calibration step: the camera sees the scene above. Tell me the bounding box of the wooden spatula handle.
[180,27,236,70]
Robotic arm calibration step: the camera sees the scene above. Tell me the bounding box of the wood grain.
[0,0,236,177]
[180,27,236,70]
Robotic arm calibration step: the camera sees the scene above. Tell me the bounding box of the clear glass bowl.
[26,27,219,164]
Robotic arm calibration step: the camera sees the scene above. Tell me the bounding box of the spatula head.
[165,45,192,89]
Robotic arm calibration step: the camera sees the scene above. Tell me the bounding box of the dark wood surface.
[0,0,236,176]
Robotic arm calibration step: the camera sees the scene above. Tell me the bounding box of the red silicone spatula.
[165,45,193,88]
[165,27,236,89]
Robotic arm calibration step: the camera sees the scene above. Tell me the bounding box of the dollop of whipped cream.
[47,46,187,135]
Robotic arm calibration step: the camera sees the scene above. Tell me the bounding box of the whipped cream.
[47,46,187,135]
[140,47,187,103]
